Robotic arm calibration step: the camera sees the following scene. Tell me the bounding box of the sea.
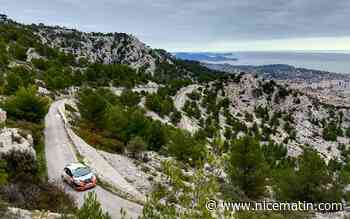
[204,51,350,74]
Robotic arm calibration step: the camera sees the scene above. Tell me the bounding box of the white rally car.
[62,163,97,191]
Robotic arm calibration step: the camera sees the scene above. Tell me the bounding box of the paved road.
[45,101,142,219]
[173,85,201,133]
[173,84,200,111]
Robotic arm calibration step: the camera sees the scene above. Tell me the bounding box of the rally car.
[62,162,97,191]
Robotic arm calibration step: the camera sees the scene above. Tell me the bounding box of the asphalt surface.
[44,100,143,219]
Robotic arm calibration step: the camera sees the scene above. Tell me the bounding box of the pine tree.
[228,136,268,199]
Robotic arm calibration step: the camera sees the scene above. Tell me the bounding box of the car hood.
[73,172,94,181]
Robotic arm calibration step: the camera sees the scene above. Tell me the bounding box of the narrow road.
[173,85,201,133]
[45,100,142,219]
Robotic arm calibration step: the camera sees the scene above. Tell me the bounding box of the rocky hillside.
[169,73,350,162]
[33,24,171,74]
[2,17,350,219]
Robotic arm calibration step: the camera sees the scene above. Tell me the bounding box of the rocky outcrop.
[35,26,170,74]
[0,128,35,158]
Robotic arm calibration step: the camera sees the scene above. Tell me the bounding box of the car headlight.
[74,179,83,185]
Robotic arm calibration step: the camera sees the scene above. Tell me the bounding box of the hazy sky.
[1,0,350,52]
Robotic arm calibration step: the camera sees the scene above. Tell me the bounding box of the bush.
[4,66,34,94]
[274,149,346,203]
[145,93,175,117]
[2,150,37,177]
[77,88,111,126]
[9,43,27,61]
[262,142,288,169]
[323,121,342,141]
[3,86,49,122]
[170,110,182,125]
[183,100,201,120]
[77,192,111,219]
[0,179,76,213]
[31,58,50,71]
[187,91,201,101]
[126,136,147,159]
[166,129,206,166]
[143,121,167,151]
[119,89,140,107]
[76,124,125,153]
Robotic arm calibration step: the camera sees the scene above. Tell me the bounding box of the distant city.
[173,51,350,74]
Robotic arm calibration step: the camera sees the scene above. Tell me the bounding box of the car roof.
[66,162,87,171]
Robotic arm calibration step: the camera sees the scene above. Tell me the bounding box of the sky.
[1,0,350,52]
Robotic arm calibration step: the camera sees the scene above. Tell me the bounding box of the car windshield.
[73,167,91,177]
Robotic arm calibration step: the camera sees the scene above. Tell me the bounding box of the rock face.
[171,74,350,162]
[0,128,35,158]
[35,26,170,74]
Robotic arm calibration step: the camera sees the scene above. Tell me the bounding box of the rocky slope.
[34,25,170,74]
[167,73,350,162]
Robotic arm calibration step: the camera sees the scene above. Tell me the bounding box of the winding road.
[44,100,142,219]
[173,84,201,133]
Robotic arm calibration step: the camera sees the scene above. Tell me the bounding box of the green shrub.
[3,86,49,122]
[77,192,111,219]
[228,136,268,199]
[146,92,175,117]
[166,129,206,166]
[4,66,34,94]
[119,89,140,107]
[170,110,182,125]
[183,100,201,120]
[274,149,347,203]
[77,88,111,126]
[126,136,147,159]
[9,43,27,61]
[323,121,342,141]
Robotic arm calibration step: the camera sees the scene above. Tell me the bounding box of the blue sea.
[178,51,350,74]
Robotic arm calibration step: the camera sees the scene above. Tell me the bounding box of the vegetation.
[274,149,349,202]
[126,136,147,159]
[146,92,175,117]
[76,192,111,219]
[183,100,201,120]
[227,136,268,199]
[0,150,76,213]
[166,129,206,166]
[4,67,35,95]
[76,88,206,165]
[2,18,350,218]
[3,86,50,123]
[141,160,220,219]
[323,121,343,141]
